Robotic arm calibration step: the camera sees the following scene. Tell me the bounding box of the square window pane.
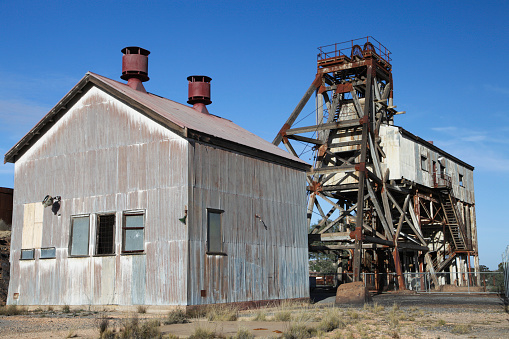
[125,215,144,228]
[21,249,34,260]
[124,229,144,252]
[41,247,56,259]
[70,216,90,256]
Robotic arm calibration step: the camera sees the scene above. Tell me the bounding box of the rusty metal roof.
[5,72,310,170]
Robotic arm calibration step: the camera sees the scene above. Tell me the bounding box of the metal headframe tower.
[274,37,477,289]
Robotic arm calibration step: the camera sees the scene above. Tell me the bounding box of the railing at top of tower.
[317,36,392,64]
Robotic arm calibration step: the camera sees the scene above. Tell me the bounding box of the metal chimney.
[187,75,211,114]
[121,47,150,93]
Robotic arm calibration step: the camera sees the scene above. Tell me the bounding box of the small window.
[96,214,115,255]
[207,209,224,254]
[420,155,428,171]
[122,212,145,253]
[21,249,34,260]
[69,215,90,256]
[459,174,464,187]
[40,247,56,259]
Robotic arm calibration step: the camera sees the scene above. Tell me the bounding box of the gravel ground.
[0,293,507,338]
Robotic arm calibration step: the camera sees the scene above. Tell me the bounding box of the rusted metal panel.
[187,143,308,306]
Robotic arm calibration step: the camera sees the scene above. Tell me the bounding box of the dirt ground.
[0,292,507,338]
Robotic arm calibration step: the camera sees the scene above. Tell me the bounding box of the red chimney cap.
[121,46,150,82]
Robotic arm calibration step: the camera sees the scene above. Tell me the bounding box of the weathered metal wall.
[380,125,475,204]
[187,142,309,305]
[9,86,189,306]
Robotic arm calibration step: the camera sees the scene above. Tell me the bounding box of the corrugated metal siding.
[8,86,189,306]
[380,125,475,204]
[187,143,309,305]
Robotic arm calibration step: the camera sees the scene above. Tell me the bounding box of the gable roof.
[5,72,310,171]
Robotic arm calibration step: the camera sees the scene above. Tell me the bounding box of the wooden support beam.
[287,134,324,145]
[307,165,356,176]
[273,74,321,146]
[285,119,361,135]
[386,189,427,246]
[366,180,393,240]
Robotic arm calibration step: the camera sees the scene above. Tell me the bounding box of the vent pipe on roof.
[121,47,150,93]
[187,75,211,114]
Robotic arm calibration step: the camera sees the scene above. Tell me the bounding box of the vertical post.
[353,64,373,282]
[393,247,406,290]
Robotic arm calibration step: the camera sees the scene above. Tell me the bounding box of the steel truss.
[274,37,477,290]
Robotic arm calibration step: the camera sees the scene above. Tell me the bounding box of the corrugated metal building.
[4,48,310,307]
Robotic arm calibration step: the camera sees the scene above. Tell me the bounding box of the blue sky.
[1,1,508,270]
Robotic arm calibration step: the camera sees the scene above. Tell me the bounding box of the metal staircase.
[440,190,468,251]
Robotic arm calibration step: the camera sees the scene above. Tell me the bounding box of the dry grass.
[451,324,472,334]
[206,304,239,321]
[282,323,317,339]
[165,309,189,324]
[0,305,27,316]
[251,310,267,321]
[118,317,162,339]
[188,327,221,339]
[232,327,255,339]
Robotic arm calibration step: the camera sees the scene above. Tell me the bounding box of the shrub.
[119,318,161,339]
[282,324,317,339]
[63,304,71,313]
[98,316,109,335]
[206,304,238,321]
[137,305,147,314]
[451,324,472,334]
[165,309,189,324]
[252,310,267,321]
[274,310,292,322]
[232,328,255,339]
[189,327,218,339]
[318,309,344,332]
[0,305,27,316]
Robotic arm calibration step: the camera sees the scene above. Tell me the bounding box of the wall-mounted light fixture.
[42,195,61,215]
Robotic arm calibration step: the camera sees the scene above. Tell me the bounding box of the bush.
[451,324,472,334]
[137,305,147,314]
[206,304,238,321]
[0,305,27,316]
[252,310,266,321]
[282,324,317,339]
[118,317,162,339]
[63,305,71,313]
[232,328,255,339]
[189,327,218,339]
[165,309,189,324]
[318,310,344,332]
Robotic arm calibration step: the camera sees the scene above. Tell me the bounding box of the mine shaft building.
[274,37,478,290]
[5,47,310,307]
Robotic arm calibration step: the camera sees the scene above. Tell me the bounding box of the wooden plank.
[366,180,393,241]
[273,74,321,145]
[319,183,358,191]
[307,165,356,175]
[282,138,299,158]
[386,190,426,246]
[286,119,361,135]
[394,194,411,242]
[287,134,324,145]
[328,140,362,148]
